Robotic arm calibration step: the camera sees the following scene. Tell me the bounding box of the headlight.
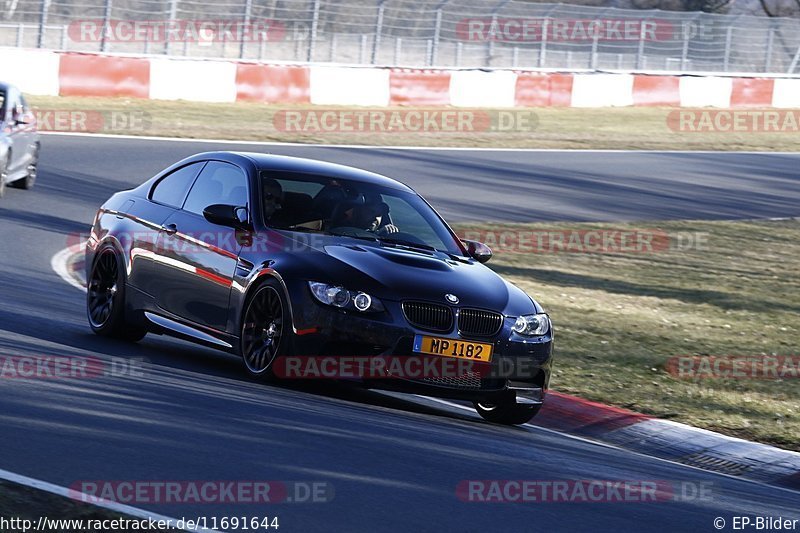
[353,292,372,311]
[308,282,385,313]
[512,313,550,336]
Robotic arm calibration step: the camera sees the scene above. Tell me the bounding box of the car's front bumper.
[285,281,553,402]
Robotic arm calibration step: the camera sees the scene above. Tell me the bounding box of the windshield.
[259,170,464,256]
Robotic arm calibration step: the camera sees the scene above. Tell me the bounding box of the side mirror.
[203,204,251,230]
[463,240,492,263]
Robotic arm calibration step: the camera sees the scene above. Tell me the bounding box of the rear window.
[150,162,205,208]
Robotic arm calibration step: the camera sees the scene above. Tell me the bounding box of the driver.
[352,200,399,235]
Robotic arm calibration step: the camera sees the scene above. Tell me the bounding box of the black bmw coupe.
[86,152,553,424]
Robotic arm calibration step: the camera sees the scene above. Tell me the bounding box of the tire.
[86,244,147,342]
[240,279,291,380]
[0,158,6,199]
[10,144,38,190]
[473,399,542,425]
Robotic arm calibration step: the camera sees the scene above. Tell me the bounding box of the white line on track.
[0,468,209,532]
[411,394,626,450]
[50,243,86,291]
[414,395,800,495]
[40,131,800,154]
[49,237,800,498]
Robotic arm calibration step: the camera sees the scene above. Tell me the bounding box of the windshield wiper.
[377,237,437,252]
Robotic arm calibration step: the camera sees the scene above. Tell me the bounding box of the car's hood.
[271,233,541,316]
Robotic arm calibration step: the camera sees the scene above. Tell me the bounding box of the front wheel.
[240,280,291,380]
[10,144,38,190]
[474,400,542,425]
[86,244,146,342]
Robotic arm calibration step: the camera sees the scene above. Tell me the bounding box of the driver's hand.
[378,224,399,234]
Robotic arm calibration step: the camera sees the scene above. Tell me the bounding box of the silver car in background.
[0,82,40,198]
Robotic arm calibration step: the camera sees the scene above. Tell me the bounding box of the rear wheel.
[240,280,290,379]
[474,399,542,425]
[10,144,38,190]
[0,157,7,198]
[87,245,146,341]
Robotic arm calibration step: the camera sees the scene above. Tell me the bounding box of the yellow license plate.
[413,335,493,362]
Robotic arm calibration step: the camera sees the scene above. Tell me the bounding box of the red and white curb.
[6,46,800,108]
[537,393,800,491]
[426,394,800,491]
[51,243,800,492]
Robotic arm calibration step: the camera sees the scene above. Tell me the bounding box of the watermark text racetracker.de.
[457,479,714,503]
[72,229,340,256]
[458,18,673,42]
[457,17,728,42]
[0,355,145,380]
[34,109,151,133]
[666,355,800,380]
[668,110,800,133]
[68,19,297,43]
[272,355,542,380]
[273,109,538,134]
[456,228,709,254]
[69,480,334,505]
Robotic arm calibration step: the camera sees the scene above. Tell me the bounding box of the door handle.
[160,223,178,235]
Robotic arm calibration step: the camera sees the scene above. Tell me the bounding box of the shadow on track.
[0,270,477,428]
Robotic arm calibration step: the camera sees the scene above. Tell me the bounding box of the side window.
[150,162,205,208]
[183,161,249,216]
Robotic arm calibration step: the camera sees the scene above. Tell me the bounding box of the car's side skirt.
[144,311,236,352]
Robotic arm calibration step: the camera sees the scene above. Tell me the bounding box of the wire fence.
[2,0,800,74]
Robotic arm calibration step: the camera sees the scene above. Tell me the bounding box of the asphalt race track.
[0,134,798,531]
[24,134,800,223]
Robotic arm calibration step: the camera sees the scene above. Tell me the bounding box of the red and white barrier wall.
[3,47,800,108]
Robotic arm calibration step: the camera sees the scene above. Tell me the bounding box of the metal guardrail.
[2,0,800,74]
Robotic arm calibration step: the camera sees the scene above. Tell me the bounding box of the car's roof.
[192,151,414,193]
